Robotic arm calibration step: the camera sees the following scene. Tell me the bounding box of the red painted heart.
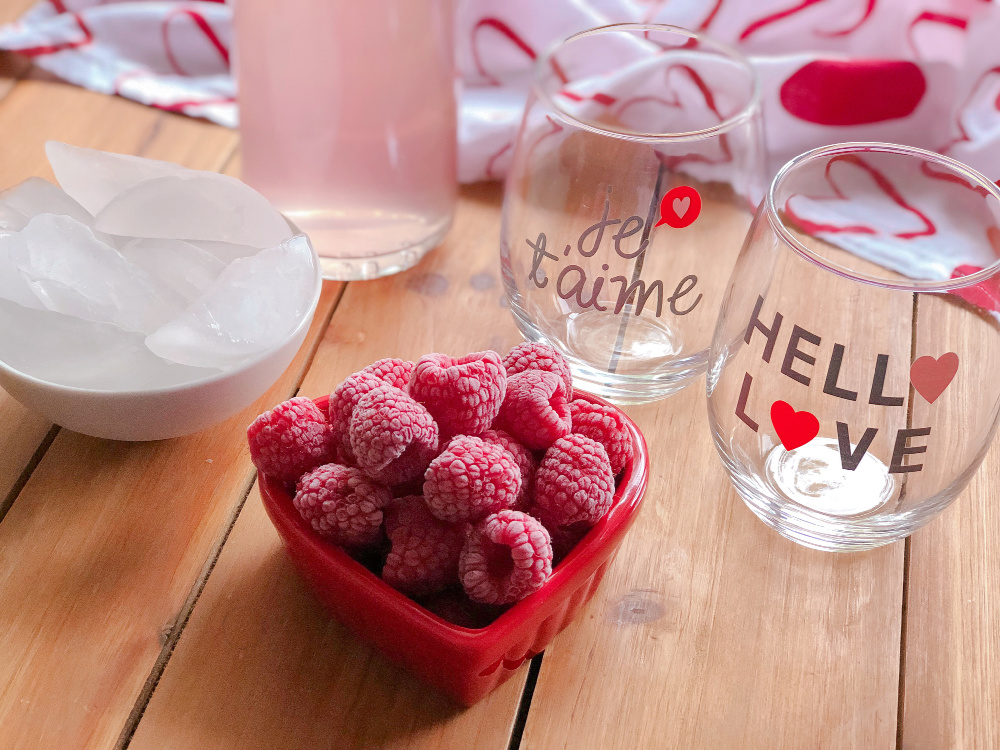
[655,185,702,229]
[770,400,820,451]
[950,265,1000,313]
[910,352,959,404]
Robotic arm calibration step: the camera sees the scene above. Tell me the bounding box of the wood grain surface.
[0,42,997,750]
[0,85,337,748]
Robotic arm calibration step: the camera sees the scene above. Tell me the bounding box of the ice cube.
[0,199,28,231]
[145,234,317,369]
[0,231,45,309]
[192,239,262,264]
[13,214,179,333]
[0,177,93,225]
[120,238,226,303]
[0,298,220,390]
[45,141,188,215]
[93,173,294,248]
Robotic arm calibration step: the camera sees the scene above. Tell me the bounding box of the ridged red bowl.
[259,390,649,705]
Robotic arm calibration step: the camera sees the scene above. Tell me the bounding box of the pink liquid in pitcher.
[235,0,457,279]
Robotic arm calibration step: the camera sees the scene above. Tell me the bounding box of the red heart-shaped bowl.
[259,390,649,705]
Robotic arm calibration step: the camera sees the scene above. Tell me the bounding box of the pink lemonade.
[234,0,457,279]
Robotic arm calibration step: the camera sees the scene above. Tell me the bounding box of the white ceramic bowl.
[0,243,323,442]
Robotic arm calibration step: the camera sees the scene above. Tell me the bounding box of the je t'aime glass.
[501,24,764,404]
[707,143,1000,551]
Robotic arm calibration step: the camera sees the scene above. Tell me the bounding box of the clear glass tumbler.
[501,24,764,404]
[235,0,457,280]
[707,142,1000,551]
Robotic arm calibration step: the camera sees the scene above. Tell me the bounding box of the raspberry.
[569,399,633,476]
[349,386,439,485]
[533,435,615,528]
[480,429,536,510]
[247,397,335,483]
[362,357,414,390]
[293,463,391,547]
[503,341,573,399]
[423,436,520,523]
[382,497,466,597]
[459,510,553,604]
[408,351,506,439]
[495,370,571,450]
[327,371,387,458]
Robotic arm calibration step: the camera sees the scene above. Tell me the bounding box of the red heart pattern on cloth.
[770,400,820,451]
[950,265,1000,313]
[780,60,926,126]
[784,154,936,239]
[910,352,959,403]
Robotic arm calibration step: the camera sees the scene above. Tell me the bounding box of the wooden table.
[0,40,998,750]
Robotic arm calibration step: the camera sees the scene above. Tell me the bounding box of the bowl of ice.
[0,143,322,441]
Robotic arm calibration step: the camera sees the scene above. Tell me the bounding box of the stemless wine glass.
[707,142,1000,551]
[501,24,764,403]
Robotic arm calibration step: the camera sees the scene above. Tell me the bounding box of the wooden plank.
[0,0,36,25]
[902,294,1000,748]
[128,182,528,750]
[520,387,904,749]
[0,282,339,750]
[520,234,907,748]
[0,116,342,749]
[0,77,238,517]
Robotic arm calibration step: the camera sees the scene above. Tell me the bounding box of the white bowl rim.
[0,235,324,397]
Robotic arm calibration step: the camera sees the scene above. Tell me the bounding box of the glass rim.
[532,23,762,143]
[766,142,1000,293]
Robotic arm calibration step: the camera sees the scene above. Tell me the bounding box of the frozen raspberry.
[408,351,506,439]
[459,510,552,605]
[494,370,571,451]
[503,341,573,400]
[362,357,415,390]
[349,386,439,485]
[569,399,633,476]
[480,429,536,510]
[423,436,520,523]
[247,397,335,483]
[293,463,391,547]
[533,435,615,528]
[382,497,466,597]
[327,371,387,458]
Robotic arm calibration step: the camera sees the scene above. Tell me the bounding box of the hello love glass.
[707,142,1000,551]
[500,24,764,404]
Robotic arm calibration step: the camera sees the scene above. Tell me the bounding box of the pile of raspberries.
[247,342,633,613]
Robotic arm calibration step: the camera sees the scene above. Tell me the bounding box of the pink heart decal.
[673,196,691,218]
[950,265,1000,313]
[910,352,959,404]
[655,185,701,229]
[770,400,820,451]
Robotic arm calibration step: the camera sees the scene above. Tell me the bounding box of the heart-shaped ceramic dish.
[259,390,649,705]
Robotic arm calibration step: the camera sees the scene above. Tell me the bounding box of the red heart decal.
[655,185,702,229]
[950,265,1000,313]
[910,352,959,403]
[770,400,820,451]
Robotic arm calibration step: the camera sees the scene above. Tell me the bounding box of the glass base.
[299,215,452,281]
[506,304,707,405]
[715,436,909,552]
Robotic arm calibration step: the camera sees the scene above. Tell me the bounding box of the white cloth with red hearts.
[2,0,1000,293]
